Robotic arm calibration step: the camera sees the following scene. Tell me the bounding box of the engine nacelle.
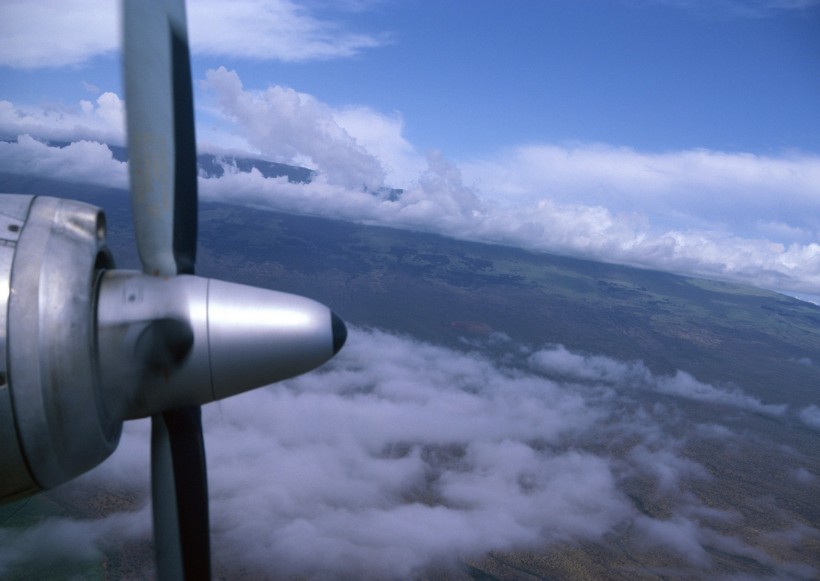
[0,195,117,500]
[0,194,346,503]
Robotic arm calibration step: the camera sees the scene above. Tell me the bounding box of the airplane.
[0,0,347,578]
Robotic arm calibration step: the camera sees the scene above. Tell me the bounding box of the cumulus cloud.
[203,67,386,190]
[0,135,127,188]
[0,0,385,69]
[0,93,125,144]
[195,142,820,296]
[528,344,650,384]
[192,69,820,295]
[634,515,711,565]
[333,106,423,186]
[3,67,820,296]
[1,330,810,578]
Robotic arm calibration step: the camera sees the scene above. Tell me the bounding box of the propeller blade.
[152,408,211,580]
[123,1,207,577]
[124,0,198,277]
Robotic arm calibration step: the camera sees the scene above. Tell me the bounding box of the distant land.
[4,164,813,408]
[0,167,818,579]
[35,140,403,198]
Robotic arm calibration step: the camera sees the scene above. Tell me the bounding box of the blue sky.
[1,0,819,299]
[231,0,820,156]
[3,1,818,154]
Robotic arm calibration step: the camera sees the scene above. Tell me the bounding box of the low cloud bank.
[1,329,810,579]
[1,129,818,299]
[0,135,127,188]
[193,157,820,298]
[0,94,125,145]
[2,68,819,298]
[529,345,788,416]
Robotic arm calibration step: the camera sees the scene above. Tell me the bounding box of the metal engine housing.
[0,195,119,500]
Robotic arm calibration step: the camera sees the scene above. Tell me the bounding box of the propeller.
[123,0,208,577]
[113,0,347,577]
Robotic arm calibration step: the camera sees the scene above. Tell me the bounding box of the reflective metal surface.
[97,272,341,418]
[0,194,36,500]
[208,279,337,401]
[7,196,118,490]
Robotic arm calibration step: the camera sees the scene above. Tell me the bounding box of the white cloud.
[0,0,118,68]
[203,66,386,190]
[461,144,820,243]
[0,93,125,144]
[655,371,788,416]
[191,70,820,294]
[3,68,820,296]
[334,106,423,186]
[634,515,711,566]
[195,144,820,296]
[528,344,650,384]
[189,0,387,62]
[0,135,127,188]
[529,345,788,416]
[799,404,820,429]
[792,466,815,484]
[0,0,385,69]
[628,445,712,495]
[2,330,810,578]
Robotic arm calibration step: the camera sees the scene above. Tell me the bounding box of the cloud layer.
[2,66,819,298]
[2,329,814,578]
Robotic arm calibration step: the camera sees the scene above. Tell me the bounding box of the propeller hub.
[96,271,346,419]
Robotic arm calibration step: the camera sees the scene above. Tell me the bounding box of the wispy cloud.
[0,0,386,69]
[529,345,788,415]
[190,0,388,62]
[799,404,820,429]
[633,0,820,19]
[0,0,118,69]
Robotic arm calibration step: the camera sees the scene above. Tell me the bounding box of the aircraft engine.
[0,195,117,500]
[0,194,346,503]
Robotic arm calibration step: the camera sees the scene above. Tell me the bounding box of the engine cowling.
[0,195,116,500]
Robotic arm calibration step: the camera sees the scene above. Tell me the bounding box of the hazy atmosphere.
[1,0,819,578]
